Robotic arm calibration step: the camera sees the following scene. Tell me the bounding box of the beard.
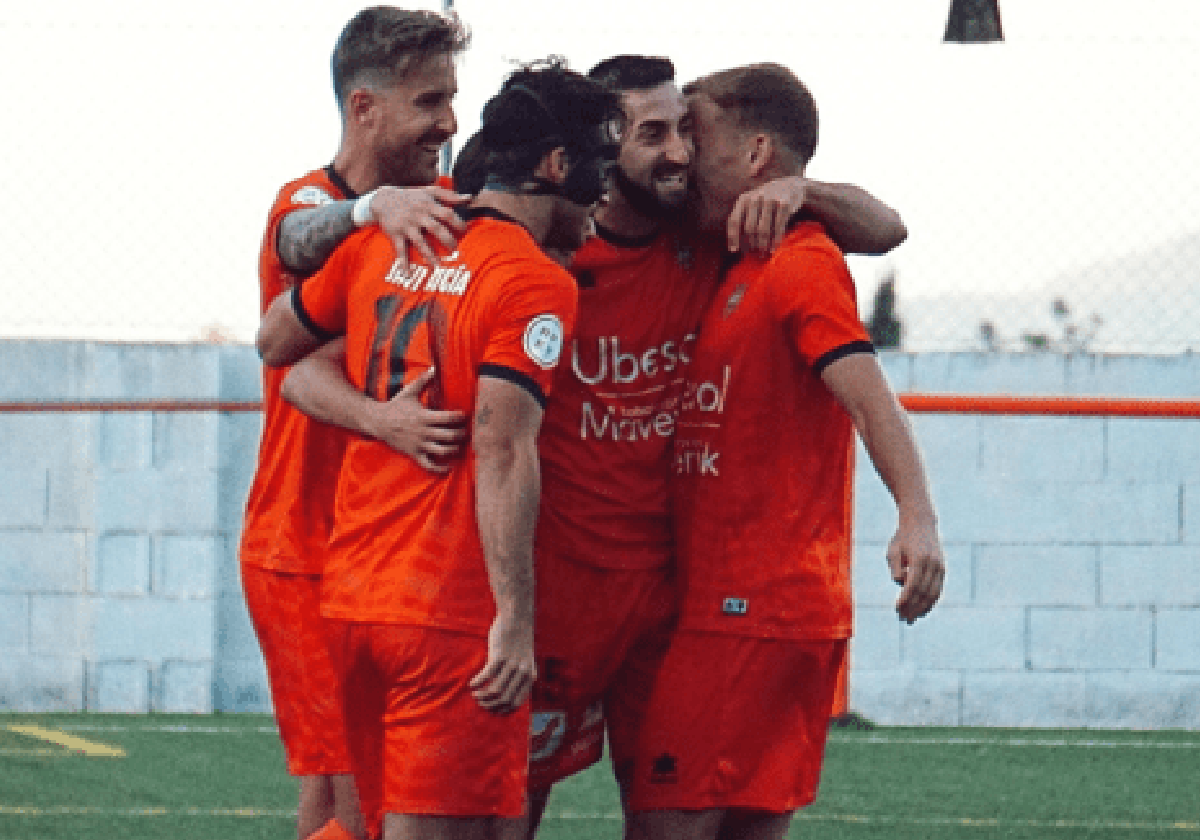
[381,132,449,187]
[611,165,688,221]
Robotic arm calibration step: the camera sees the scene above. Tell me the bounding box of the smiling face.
[609,81,693,217]
[373,52,458,187]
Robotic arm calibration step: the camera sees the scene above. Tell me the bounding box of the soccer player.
[239,8,468,840]
[519,55,907,836]
[256,60,623,840]
[624,63,944,840]
[278,51,907,840]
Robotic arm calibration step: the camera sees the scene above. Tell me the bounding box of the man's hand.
[363,367,467,473]
[887,516,945,624]
[370,185,469,271]
[726,175,808,255]
[469,614,536,715]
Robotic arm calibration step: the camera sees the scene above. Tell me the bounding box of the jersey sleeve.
[478,256,578,407]
[293,228,375,340]
[258,176,344,309]
[768,236,873,375]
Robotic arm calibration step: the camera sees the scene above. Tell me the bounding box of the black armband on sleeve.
[290,284,340,342]
[478,363,547,409]
[814,340,876,377]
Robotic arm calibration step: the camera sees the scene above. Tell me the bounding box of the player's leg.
[603,564,678,808]
[715,810,793,840]
[491,787,549,840]
[630,809,723,840]
[330,772,367,839]
[526,554,634,837]
[375,626,529,839]
[328,620,387,840]
[382,814,502,840]
[297,775,334,838]
[629,636,845,840]
[243,567,362,839]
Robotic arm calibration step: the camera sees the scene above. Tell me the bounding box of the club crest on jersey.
[722,597,748,615]
[524,314,565,369]
[649,753,679,784]
[582,700,604,730]
[722,284,749,319]
[530,711,566,761]
[290,186,335,206]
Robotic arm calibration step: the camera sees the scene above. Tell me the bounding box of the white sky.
[2,0,1198,342]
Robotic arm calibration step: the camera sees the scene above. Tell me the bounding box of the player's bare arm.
[726,177,907,256]
[277,202,358,276]
[282,339,467,473]
[820,353,944,624]
[278,185,469,276]
[256,290,328,367]
[469,375,541,715]
[795,180,906,256]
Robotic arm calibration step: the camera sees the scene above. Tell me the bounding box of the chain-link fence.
[2,2,1197,354]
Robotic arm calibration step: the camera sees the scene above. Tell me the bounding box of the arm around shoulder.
[803,180,907,256]
[256,289,326,368]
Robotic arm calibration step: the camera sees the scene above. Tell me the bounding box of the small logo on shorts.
[650,753,678,784]
[582,700,604,730]
[531,711,566,762]
[722,597,749,615]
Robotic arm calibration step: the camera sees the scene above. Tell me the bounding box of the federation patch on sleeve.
[523,314,564,369]
[290,185,335,206]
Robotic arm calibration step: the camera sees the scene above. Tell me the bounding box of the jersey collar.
[323,164,359,200]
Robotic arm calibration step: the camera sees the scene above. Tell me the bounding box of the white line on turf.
[3,806,1195,831]
[51,725,1200,749]
[0,806,295,817]
[549,813,1200,832]
[827,734,1200,749]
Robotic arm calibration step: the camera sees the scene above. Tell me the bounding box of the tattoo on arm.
[277,202,357,275]
[476,406,493,428]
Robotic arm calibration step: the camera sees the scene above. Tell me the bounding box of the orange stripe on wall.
[0,401,263,413]
[4,395,1198,417]
[899,394,1200,418]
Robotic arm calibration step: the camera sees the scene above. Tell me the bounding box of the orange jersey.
[671,221,874,640]
[295,209,578,633]
[536,225,722,570]
[240,167,355,574]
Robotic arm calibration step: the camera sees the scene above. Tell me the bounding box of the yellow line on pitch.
[6,724,126,758]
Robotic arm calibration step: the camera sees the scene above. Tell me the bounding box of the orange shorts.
[326,621,529,837]
[530,553,677,790]
[627,633,846,814]
[241,564,352,777]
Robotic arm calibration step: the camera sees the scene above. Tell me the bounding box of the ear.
[346,87,378,128]
[534,146,570,186]
[746,134,774,179]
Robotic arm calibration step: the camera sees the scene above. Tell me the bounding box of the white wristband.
[351,189,378,227]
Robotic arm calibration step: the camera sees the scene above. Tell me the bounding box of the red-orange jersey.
[671,221,874,640]
[536,225,722,570]
[295,209,578,633]
[240,166,356,574]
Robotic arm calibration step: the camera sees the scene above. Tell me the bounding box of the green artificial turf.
[2,716,1197,840]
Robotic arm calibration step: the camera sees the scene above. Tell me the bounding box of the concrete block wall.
[0,341,266,713]
[850,353,1200,728]
[1,342,1197,727]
